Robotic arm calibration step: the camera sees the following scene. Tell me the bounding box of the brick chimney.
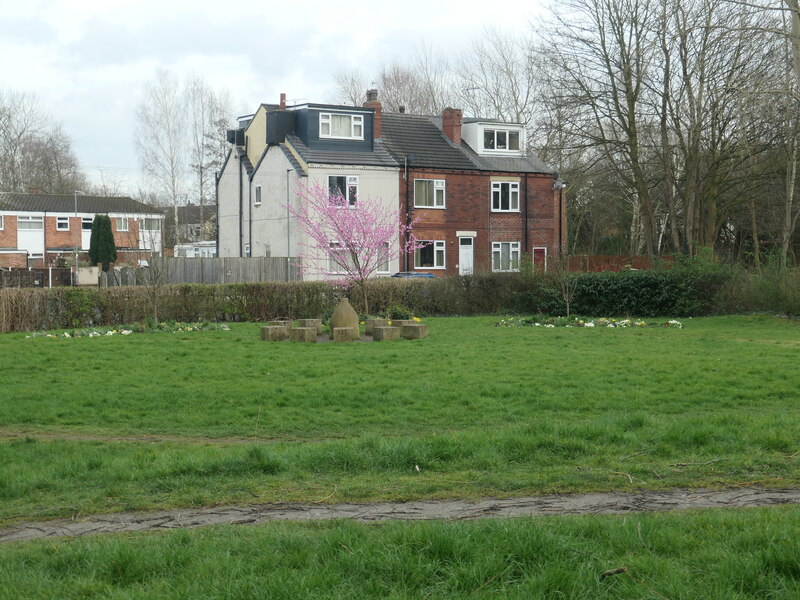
[442,107,463,145]
[362,88,382,140]
[279,93,286,110]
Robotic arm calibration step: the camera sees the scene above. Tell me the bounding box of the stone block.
[401,324,428,339]
[330,298,360,339]
[267,320,293,335]
[391,319,415,328]
[373,326,400,341]
[297,318,322,334]
[365,318,389,336]
[291,327,318,343]
[333,327,355,343]
[261,326,288,341]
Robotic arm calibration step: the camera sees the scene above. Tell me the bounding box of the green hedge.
[4,258,799,332]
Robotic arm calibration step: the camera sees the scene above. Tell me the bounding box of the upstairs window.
[491,181,520,212]
[0,215,3,229]
[483,128,521,152]
[57,217,70,231]
[320,113,364,140]
[17,216,43,230]
[117,217,129,232]
[254,185,262,206]
[414,179,446,208]
[82,217,93,230]
[143,218,161,230]
[328,175,358,207]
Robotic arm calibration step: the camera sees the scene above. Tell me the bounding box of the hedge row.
[3,261,798,333]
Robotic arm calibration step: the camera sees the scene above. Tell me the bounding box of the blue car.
[391,272,437,278]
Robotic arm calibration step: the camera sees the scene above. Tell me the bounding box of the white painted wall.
[217,152,244,257]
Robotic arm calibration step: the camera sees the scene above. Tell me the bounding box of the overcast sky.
[0,0,545,192]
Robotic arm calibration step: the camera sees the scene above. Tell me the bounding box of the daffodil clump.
[25,322,231,339]
[494,316,683,329]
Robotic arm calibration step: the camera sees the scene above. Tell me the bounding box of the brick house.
[217,91,566,277]
[0,193,164,269]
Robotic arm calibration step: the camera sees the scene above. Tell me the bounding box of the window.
[483,128,521,151]
[491,181,520,212]
[56,217,70,231]
[492,242,520,272]
[328,242,353,274]
[414,179,446,208]
[328,175,358,207]
[320,113,364,139]
[415,240,446,269]
[244,244,251,258]
[377,242,390,273]
[82,217,93,230]
[17,216,43,230]
[254,185,262,206]
[117,217,129,232]
[143,218,161,230]
[0,215,3,229]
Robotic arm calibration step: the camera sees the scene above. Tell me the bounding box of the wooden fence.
[99,257,302,287]
[1,268,73,288]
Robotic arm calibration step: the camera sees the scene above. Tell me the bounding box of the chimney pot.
[280,93,286,110]
[366,88,378,102]
[399,105,406,113]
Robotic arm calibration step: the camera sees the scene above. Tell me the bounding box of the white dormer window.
[320,113,364,140]
[483,128,521,152]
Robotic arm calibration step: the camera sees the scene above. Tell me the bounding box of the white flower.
[89,332,100,337]
[585,322,595,328]
[120,329,132,335]
[545,324,555,328]
[105,330,114,336]
[63,332,71,338]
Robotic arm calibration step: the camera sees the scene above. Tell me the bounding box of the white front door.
[459,237,474,275]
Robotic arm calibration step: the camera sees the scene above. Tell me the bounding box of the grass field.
[1,315,798,523]
[1,507,799,599]
[1,314,799,597]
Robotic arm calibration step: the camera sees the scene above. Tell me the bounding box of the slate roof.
[285,135,397,168]
[382,112,555,175]
[381,113,476,171]
[237,147,255,177]
[280,144,305,176]
[0,193,162,214]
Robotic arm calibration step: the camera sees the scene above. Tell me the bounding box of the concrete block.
[333,327,355,343]
[365,319,389,336]
[401,324,428,339]
[391,319,415,328]
[373,326,401,341]
[291,327,318,343]
[267,320,293,335]
[297,318,322,334]
[261,326,288,341]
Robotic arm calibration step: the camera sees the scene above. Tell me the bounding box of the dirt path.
[3,487,799,544]
[0,430,310,446]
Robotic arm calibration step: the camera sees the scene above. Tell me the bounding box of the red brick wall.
[402,169,564,275]
[0,215,17,248]
[0,252,27,269]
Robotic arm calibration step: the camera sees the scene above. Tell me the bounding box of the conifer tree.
[88,215,117,272]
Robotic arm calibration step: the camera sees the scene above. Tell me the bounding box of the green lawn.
[0,315,798,524]
[1,507,799,599]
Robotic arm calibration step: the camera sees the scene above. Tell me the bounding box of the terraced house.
[0,192,164,269]
[216,91,566,277]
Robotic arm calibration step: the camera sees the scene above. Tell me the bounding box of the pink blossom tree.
[288,181,421,315]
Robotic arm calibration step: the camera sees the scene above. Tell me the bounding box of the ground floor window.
[415,240,445,269]
[328,242,353,274]
[492,241,520,272]
[377,242,390,273]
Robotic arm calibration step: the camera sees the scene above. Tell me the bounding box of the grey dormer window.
[320,113,364,140]
[483,128,521,151]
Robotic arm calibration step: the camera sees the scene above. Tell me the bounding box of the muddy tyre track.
[3,487,799,544]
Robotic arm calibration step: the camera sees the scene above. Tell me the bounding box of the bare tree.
[332,68,368,106]
[135,70,187,248]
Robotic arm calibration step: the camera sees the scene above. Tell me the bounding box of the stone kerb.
[297,319,322,334]
[391,319,415,328]
[373,326,401,341]
[291,327,317,343]
[333,327,355,343]
[401,323,429,339]
[260,326,289,341]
